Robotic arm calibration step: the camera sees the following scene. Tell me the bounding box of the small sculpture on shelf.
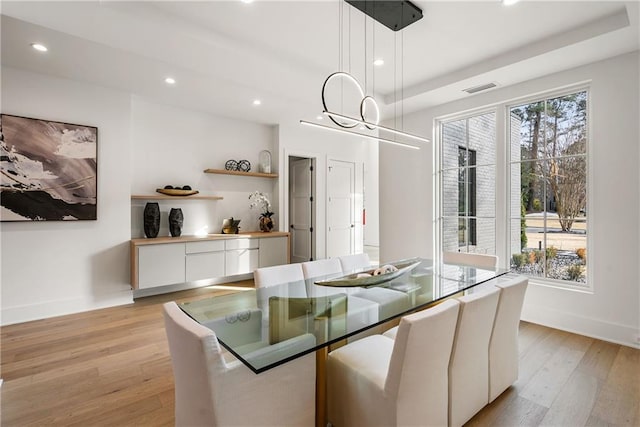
[237,160,251,172]
[259,150,272,174]
[225,160,238,171]
[224,159,251,172]
[249,191,274,232]
[221,217,241,234]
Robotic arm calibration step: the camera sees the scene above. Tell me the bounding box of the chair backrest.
[385,299,460,427]
[449,287,501,427]
[301,258,343,279]
[443,251,498,269]
[254,263,304,288]
[163,301,225,426]
[489,275,528,402]
[338,253,371,273]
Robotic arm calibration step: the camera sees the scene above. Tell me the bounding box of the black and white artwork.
[1,114,98,221]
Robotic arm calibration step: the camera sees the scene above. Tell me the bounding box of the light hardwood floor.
[1,282,638,426]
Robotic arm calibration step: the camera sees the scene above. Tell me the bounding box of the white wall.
[276,120,377,259]
[130,97,276,237]
[1,67,133,325]
[380,52,640,347]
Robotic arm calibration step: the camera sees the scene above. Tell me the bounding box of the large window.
[440,112,496,255]
[438,88,589,288]
[509,90,588,285]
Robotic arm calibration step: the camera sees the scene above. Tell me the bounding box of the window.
[509,90,588,285]
[458,146,477,246]
[440,112,496,255]
[437,88,589,288]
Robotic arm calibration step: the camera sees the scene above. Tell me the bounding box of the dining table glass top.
[179,258,509,373]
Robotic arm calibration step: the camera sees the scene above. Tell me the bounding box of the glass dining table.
[179,257,509,426]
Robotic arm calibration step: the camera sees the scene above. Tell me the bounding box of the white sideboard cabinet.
[131,232,290,291]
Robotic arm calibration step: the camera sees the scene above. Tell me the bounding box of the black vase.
[143,202,160,238]
[169,208,184,237]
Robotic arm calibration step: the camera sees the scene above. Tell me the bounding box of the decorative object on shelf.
[249,190,274,232]
[259,150,272,174]
[237,159,251,172]
[143,202,161,238]
[224,159,252,172]
[221,217,241,234]
[1,114,98,221]
[156,185,199,196]
[259,216,274,232]
[169,208,184,237]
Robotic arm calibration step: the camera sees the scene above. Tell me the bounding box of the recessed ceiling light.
[502,0,520,5]
[164,77,176,85]
[373,58,384,67]
[31,43,48,52]
[241,0,254,4]
[316,115,323,120]
[253,99,262,106]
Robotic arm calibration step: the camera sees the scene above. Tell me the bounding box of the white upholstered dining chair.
[489,275,528,402]
[327,299,461,427]
[163,301,315,427]
[337,252,372,272]
[448,287,500,427]
[302,258,380,341]
[253,263,305,288]
[443,251,498,269]
[301,258,343,279]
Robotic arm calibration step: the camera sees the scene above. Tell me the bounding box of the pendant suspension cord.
[401,22,404,132]
[364,13,367,96]
[394,29,397,141]
[348,5,351,75]
[338,1,344,113]
[372,9,376,99]
[338,0,342,72]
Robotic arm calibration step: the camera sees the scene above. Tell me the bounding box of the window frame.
[505,85,592,292]
[435,84,592,292]
[436,107,498,258]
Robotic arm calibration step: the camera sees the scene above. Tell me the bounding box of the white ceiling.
[1,1,638,125]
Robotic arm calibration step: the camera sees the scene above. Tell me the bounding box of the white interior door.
[327,159,355,258]
[289,158,313,263]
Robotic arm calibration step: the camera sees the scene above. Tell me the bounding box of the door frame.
[283,149,318,262]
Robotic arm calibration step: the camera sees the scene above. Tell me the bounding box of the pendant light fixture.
[299,0,429,149]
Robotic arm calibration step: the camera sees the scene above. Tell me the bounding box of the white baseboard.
[522,303,640,349]
[1,292,133,326]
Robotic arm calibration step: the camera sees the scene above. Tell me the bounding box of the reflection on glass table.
[179,258,509,373]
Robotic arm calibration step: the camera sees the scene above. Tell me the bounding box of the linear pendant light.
[299,120,420,150]
[323,110,429,143]
[300,1,428,150]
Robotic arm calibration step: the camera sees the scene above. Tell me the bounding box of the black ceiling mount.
[344,1,423,32]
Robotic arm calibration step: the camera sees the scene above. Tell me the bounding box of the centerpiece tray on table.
[315,258,422,287]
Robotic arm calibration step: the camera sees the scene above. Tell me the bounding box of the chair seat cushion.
[382,326,398,340]
[328,334,395,390]
[352,287,410,319]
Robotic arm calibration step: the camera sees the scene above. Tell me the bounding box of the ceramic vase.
[169,208,184,237]
[143,202,160,238]
[259,216,274,232]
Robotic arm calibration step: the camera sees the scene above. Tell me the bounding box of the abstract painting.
[1,114,98,221]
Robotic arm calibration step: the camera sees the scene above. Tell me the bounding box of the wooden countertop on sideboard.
[131,231,290,246]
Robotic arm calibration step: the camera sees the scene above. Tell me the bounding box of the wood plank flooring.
[1,282,638,426]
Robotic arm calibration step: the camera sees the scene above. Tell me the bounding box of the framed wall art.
[1,114,98,221]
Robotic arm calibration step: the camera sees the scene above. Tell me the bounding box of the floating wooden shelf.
[204,168,278,178]
[131,195,223,201]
